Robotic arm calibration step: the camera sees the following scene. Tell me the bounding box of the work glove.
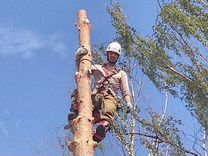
[75,47,88,60]
[126,102,133,114]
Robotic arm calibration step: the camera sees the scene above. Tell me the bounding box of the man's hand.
[75,47,88,60]
[126,102,132,114]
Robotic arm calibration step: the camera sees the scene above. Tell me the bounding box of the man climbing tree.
[66,41,132,143]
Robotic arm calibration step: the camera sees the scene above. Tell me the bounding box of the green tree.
[64,1,207,155]
[107,0,207,131]
[104,0,207,155]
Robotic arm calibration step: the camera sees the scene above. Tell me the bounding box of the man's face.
[107,51,119,64]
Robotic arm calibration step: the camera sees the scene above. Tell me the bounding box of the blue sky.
[0,0,198,156]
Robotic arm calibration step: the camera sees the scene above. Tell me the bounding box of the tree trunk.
[69,9,95,156]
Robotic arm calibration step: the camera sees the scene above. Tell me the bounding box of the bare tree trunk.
[202,129,208,156]
[129,64,136,156]
[68,10,95,156]
[148,89,169,156]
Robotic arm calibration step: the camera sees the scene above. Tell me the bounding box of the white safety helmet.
[106,42,121,55]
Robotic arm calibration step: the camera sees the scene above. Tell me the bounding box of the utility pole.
[68,10,95,156]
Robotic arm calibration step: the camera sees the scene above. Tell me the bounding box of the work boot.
[64,113,77,130]
[93,120,110,143]
[68,113,77,121]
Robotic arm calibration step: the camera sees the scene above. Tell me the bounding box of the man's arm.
[124,95,131,104]
[90,64,105,76]
[120,71,132,111]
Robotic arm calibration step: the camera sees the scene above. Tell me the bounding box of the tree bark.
[69,9,95,156]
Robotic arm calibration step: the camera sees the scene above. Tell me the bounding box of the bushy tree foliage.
[63,1,207,155]
[97,0,208,155]
[107,0,208,131]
